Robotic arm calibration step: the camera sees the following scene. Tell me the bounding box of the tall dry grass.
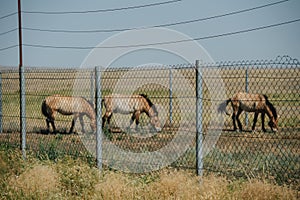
[0,149,298,200]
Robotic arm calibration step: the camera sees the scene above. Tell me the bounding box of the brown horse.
[41,94,96,133]
[218,92,278,132]
[102,94,162,132]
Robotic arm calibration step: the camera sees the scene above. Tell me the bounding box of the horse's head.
[141,94,162,132]
[90,119,97,132]
[268,117,279,132]
[150,114,162,132]
[149,105,162,132]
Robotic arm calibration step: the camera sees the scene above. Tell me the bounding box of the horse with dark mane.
[218,92,278,132]
[102,94,162,132]
[41,94,96,133]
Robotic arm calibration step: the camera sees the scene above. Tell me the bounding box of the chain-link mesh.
[202,56,299,189]
[0,56,298,188]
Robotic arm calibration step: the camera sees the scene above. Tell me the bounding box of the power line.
[0,12,17,20]
[0,28,18,36]
[23,18,300,50]
[22,0,182,14]
[22,0,290,34]
[0,44,18,52]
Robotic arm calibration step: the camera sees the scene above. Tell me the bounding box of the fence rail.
[0,55,299,189]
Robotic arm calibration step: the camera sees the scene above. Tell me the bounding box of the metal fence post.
[95,66,102,170]
[20,67,26,159]
[245,66,249,127]
[195,60,203,176]
[169,66,173,124]
[0,72,2,133]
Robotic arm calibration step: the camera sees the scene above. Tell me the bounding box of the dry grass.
[0,149,298,200]
[8,164,60,198]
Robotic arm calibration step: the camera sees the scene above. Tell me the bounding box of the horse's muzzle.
[155,127,162,132]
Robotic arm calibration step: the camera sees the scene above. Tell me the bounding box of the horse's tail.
[101,98,105,109]
[41,99,49,117]
[218,99,231,115]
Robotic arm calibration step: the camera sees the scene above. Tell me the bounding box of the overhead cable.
[0,12,17,20]
[22,18,300,50]
[0,28,18,36]
[22,0,182,14]
[0,44,18,52]
[22,0,290,33]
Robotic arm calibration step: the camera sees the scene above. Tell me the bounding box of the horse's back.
[233,92,266,112]
[44,95,92,115]
[103,94,145,114]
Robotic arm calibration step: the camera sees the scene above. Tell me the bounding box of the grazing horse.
[102,94,162,132]
[41,94,96,133]
[218,92,278,132]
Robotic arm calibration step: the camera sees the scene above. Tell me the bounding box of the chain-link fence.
[0,56,299,188]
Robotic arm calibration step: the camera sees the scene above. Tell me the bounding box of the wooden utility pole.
[18,0,26,159]
[18,0,22,68]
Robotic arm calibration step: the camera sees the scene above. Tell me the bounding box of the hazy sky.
[0,0,299,67]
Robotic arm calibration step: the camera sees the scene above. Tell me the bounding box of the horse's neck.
[265,106,275,120]
[147,107,157,118]
[85,103,96,120]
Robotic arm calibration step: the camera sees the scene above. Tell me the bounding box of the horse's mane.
[139,94,158,115]
[263,95,278,119]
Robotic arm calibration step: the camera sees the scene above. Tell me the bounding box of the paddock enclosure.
[0,56,299,189]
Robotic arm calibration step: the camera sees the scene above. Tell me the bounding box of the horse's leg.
[46,118,50,133]
[50,120,56,134]
[129,112,135,127]
[45,118,55,133]
[102,111,111,129]
[231,105,238,131]
[69,119,75,134]
[102,115,106,129]
[134,111,141,131]
[48,112,56,133]
[107,113,112,128]
[252,112,259,132]
[69,114,78,134]
[236,108,243,131]
[261,112,266,132]
[231,112,237,131]
[79,115,85,133]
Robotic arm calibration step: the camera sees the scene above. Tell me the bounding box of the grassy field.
[0,66,299,192]
[0,147,298,200]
